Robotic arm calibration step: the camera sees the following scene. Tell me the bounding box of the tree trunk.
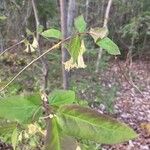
[40,16,47,30]
[31,1,50,149]
[0,29,4,52]
[31,0,49,91]
[95,0,113,73]
[85,0,89,21]
[60,0,69,89]
[67,0,76,36]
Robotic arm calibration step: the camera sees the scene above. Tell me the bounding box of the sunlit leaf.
[96,37,121,55]
[30,45,36,53]
[24,45,36,53]
[89,27,109,42]
[77,56,86,68]
[23,38,30,46]
[31,36,39,49]
[48,90,76,106]
[27,123,39,135]
[0,96,42,124]
[76,145,82,150]
[18,131,23,142]
[77,40,86,68]
[24,45,29,53]
[41,28,61,39]
[11,128,18,150]
[56,105,137,144]
[74,15,87,32]
[24,37,37,53]
[63,58,77,71]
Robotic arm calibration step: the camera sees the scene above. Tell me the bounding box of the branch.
[0,37,71,93]
[0,40,24,57]
[0,31,92,93]
[103,0,113,27]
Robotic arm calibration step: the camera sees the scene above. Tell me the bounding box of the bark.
[95,0,113,73]
[67,0,76,36]
[22,0,32,28]
[60,0,69,89]
[99,0,105,26]
[85,0,89,21]
[39,15,47,29]
[0,22,4,52]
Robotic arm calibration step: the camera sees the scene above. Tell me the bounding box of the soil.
[99,60,150,150]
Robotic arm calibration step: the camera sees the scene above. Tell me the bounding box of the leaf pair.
[46,104,137,149]
[47,90,137,148]
[74,15,120,55]
[0,90,137,150]
[89,27,120,55]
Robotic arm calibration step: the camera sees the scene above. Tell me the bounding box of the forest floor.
[0,56,150,150]
[98,60,150,150]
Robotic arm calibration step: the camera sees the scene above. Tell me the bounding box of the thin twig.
[116,57,145,98]
[0,31,94,93]
[0,40,24,57]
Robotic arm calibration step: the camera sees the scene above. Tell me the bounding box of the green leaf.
[48,90,75,106]
[0,15,7,21]
[41,28,61,39]
[11,128,18,150]
[45,117,61,150]
[0,121,17,135]
[45,117,77,150]
[68,35,81,62]
[0,96,42,124]
[61,135,78,150]
[56,105,137,144]
[37,25,44,33]
[96,37,121,55]
[26,93,42,106]
[74,15,87,32]
[26,28,33,36]
[89,27,109,42]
